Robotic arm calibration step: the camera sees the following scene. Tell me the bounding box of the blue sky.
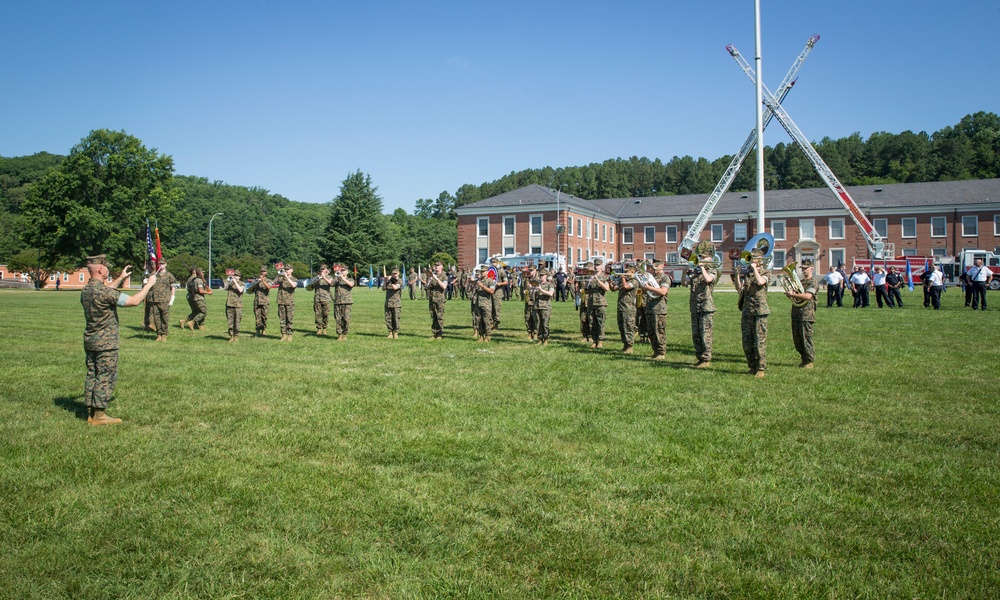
[2,1,997,212]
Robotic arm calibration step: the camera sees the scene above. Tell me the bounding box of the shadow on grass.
[54,396,88,421]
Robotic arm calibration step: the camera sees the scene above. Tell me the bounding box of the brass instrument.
[780,263,809,307]
[688,255,723,270]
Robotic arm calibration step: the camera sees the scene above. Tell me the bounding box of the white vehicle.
[490,253,567,272]
[958,249,1000,290]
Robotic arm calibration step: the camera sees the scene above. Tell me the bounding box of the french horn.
[780,263,810,307]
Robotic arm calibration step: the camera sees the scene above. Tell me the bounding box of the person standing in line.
[276,265,298,341]
[872,266,892,308]
[307,264,334,335]
[147,261,177,342]
[407,269,418,301]
[821,265,844,308]
[968,259,993,310]
[785,259,818,369]
[331,264,355,340]
[688,245,718,368]
[611,264,638,355]
[554,267,567,302]
[534,271,555,345]
[81,255,157,425]
[885,266,904,308]
[642,262,671,361]
[223,270,244,342]
[850,267,871,308]
[489,258,508,330]
[522,265,538,340]
[384,268,402,338]
[249,267,272,337]
[740,249,770,378]
[473,268,496,342]
[427,261,448,339]
[927,264,945,309]
[586,261,611,349]
[180,267,212,331]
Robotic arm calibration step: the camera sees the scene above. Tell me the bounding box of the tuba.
[780,263,809,307]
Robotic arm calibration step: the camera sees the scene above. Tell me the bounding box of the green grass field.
[1,285,998,599]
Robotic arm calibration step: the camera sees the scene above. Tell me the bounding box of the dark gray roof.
[461,179,1000,219]
[458,184,616,216]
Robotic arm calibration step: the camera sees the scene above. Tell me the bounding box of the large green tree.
[320,171,391,268]
[21,129,180,269]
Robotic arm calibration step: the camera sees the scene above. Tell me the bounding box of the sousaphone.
[739,233,775,266]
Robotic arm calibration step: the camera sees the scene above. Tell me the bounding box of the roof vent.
[874,188,883,192]
[741,194,749,199]
[634,199,641,204]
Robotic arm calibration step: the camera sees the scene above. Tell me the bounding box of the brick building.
[0,265,132,289]
[455,179,1000,274]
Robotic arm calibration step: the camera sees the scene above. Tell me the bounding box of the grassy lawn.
[1,285,997,598]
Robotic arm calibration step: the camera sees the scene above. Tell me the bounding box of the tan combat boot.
[179,319,187,329]
[89,409,122,426]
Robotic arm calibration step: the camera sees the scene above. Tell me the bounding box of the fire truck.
[957,249,1000,290]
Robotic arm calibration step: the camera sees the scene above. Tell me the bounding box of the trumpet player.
[534,271,555,345]
[785,259,818,369]
[522,264,538,340]
[248,267,272,337]
[586,260,611,349]
[223,269,244,342]
[740,248,770,378]
[642,261,671,361]
[688,245,718,368]
[276,265,297,341]
[332,264,355,340]
[307,264,333,335]
[384,268,402,338]
[473,267,497,342]
[611,264,637,354]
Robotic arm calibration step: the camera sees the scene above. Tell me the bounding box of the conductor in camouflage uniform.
[81,255,157,425]
[223,270,244,342]
[427,261,448,339]
[473,269,497,342]
[612,264,637,354]
[740,248,770,378]
[307,264,334,335]
[785,259,818,369]
[688,242,719,368]
[276,266,298,341]
[180,267,212,331]
[248,267,272,337]
[534,270,555,345]
[384,268,402,338]
[586,261,611,349]
[642,262,671,360]
[332,264,355,340]
[147,261,177,342]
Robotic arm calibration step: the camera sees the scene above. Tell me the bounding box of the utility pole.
[208,212,224,287]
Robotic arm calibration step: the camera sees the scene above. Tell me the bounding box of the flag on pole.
[905,258,914,291]
[145,221,157,271]
[154,221,163,268]
[368,265,374,289]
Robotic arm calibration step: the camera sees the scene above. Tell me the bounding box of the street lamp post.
[208,212,224,287]
[554,184,566,269]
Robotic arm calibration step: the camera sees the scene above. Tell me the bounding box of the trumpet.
[688,255,723,269]
[780,263,809,307]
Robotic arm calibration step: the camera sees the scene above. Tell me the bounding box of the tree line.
[2,112,999,284]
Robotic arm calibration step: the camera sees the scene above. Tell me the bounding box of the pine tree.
[320,170,390,267]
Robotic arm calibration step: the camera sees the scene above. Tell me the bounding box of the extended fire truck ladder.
[681,35,820,259]
[727,43,886,259]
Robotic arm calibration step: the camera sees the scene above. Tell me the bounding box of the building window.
[994,215,1000,236]
[734,222,748,242]
[902,217,917,238]
[478,248,488,263]
[644,252,655,261]
[771,220,786,241]
[623,253,633,260]
[63,273,69,281]
[531,246,542,254]
[829,218,845,240]
[644,226,655,244]
[79,273,86,282]
[710,224,723,243]
[772,249,786,269]
[800,219,815,241]
[623,227,633,244]
[932,248,948,257]
[477,217,489,237]
[667,252,679,264]
[901,248,917,257]
[609,226,614,241]
[829,248,845,269]
[530,215,542,235]
[593,222,598,239]
[576,248,582,262]
[609,252,614,261]
[586,219,591,240]
[931,216,946,238]
[503,216,514,236]
[577,218,583,238]
[874,219,888,238]
[962,215,978,236]
[503,246,514,255]
[666,225,678,243]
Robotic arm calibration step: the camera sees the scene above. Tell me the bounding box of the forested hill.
[450,111,1000,207]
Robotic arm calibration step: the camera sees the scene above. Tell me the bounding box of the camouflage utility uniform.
[147,270,177,338]
[587,273,609,344]
[277,274,297,337]
[792,275,818,366]
[81,278,123,411]
[689,265,719,364]
[186,276,209,328]
[427,272,447,339]
[645,273,671,359]
[224,277,244,339]
[332,275,354,337]
[741,270,770,373]
[534,279,554,343]
[249,275,271,335]
[308,275,333,333]
[474,277,496,340]
[615,275,637,353]
[384,275,402,336]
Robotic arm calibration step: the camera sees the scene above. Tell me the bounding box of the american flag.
[146,221,157,270]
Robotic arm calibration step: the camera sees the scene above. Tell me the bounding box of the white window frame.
[567,217,573,236]
[503,246,515,255]
[478,248,488,263]
[609,252,614,261]
[771,220,786,241]
[593,222,598,240]
[530,246,542,254]
[623,227,634,244]
[829,218,845,240]
[586,219,591,240]
[503,215,515,237]
[79,273,86,283]
[623,253,633,260]
[772,249,786,269]
[734,222,748,242]
[994,215,1000,236]
[710,224,723,243]
[577,218,583,238]
[962,215,978,237]
[529,214,542,236]
[874,218,888,238]
[666,252,680,264]
[901,248,917,257]
[666,225,678,244]
[930,216,946,238]
[932,248,948,257]
[901,217,917,239]
[644,226,655,244]
[799,218,816,241]
[644,252,655,261]
[609,226,614,241]
[601,224,606,242]
[829,248,845,269]
[477,217,489,237]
